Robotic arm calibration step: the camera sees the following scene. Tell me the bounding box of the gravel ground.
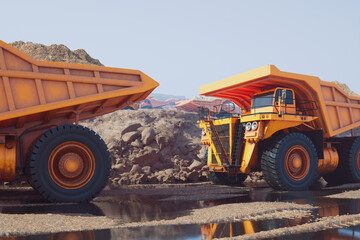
[325,189,360,199]
[0,214,116,237]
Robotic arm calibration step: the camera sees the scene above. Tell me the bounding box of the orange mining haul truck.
[0,41,158,202]
[199,65,360,190]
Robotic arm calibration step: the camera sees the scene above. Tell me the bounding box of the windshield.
[252,92,274,108]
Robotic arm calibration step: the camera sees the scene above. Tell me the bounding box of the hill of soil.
[82,110,208,185]
[9,41,103,66]
[332,81,358,97]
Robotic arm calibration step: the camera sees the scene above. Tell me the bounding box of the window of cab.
[250,88,296,115]
[274,89,294,105]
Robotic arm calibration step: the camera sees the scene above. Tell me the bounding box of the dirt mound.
[9,41,103,66]
[82,110,208,185]
[332,81,358,97]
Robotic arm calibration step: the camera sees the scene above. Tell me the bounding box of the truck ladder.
[208,120,230,165]
[231,119,243,166]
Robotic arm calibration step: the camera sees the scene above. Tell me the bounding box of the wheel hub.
[285,145,310,181]
[48,141,95,189]
[59,153,84,178]
[290,154,302,170]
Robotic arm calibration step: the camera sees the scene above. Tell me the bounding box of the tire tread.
[26,124,111,203]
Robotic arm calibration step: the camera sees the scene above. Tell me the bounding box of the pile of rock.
[9,41,103,66]
[82,110,208,185]
[332,81,358,97]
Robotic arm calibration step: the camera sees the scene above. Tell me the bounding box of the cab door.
[274,89,296,115]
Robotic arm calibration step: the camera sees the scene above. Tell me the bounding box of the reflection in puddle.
[0,191,205,224]
[10,229,111,240]
[336,226,360,239]
[201,217,311,239]
[4,224,360,240]
[201,197,360,239]
[274,225,360,240]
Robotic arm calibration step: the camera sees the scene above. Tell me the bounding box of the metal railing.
[198,101,240,121]
[199,97,318,121]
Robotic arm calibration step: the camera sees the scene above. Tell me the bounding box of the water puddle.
[8,229,112,240]
[0,185,248,224]
[1,183,360,239]
[270,225,360,240]
[3,224,360,240]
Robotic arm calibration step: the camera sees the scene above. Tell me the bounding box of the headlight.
[202,129,206,136]
[251,121,258,130]
[245,122,252,131]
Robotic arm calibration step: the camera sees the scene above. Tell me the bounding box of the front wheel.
[26,125,111,203]
[261,133,318,191]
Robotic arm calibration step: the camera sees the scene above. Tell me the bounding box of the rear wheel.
[261,133,318,191]
[26,125,111,203]
[323,137,360,185]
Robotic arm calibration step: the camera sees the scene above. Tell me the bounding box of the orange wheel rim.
[284,145,310,181]
[48,141,95,189]
[356,149,360,173]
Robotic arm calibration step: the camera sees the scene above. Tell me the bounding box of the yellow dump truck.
[0,41,158,202]
[199,65,360,190]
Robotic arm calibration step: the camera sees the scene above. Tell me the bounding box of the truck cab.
[198,65,360,191]
[248,88,296,115]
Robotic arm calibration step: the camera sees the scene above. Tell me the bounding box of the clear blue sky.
[2,0,359,97]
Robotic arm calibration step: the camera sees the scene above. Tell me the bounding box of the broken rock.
[122,131,140,144]
[131,152,160,167]
[142,166,152,176]
[129,164,142,175]
[189,160,203,171]
[121,123,142,135]
[141,127,155,145]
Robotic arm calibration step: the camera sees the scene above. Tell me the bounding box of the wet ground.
[1,181,360,239]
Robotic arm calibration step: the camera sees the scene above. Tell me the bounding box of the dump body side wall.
[319,81,360,137]
[0,40,158,173]
[0,40,159,129]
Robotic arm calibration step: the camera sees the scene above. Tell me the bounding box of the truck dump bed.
[199,65,360,138]
[0,41,159,134]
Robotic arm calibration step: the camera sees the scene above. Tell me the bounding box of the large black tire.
[26,125,111,203]
[261,133,318,191]
[323,137,360,185]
